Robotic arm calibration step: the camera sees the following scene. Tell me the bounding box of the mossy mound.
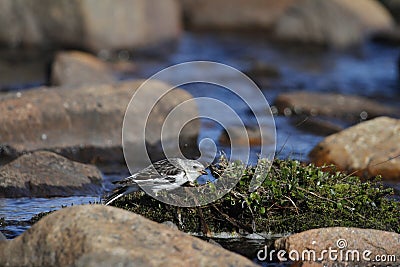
[110,158,399,235]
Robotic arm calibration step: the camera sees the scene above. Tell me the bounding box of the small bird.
[104,158,207,205]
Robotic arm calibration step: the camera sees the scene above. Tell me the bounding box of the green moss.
[111,158,399,235]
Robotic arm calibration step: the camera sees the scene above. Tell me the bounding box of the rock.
[51,50,115,86]
[309,117,400,181]
[274,91,398,121]
[219,126,262,146]
[0,80,200,165]
[274,0,394,48]
[372,27,400,45]
[0,49,49,91]
[0,0,181,52]
[0,231,6,241]
[244,61,281,87]
[291,116,344,136]
[0,151,102,197]
[245,61,281,79]
[161,221,179,231]
[180,0,296,29]
[380,0,400,22]
[275,227,400,265]
[208,239,223,247]
[0,205,259,267]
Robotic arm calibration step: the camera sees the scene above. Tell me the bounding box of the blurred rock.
[372,27,400,45]
[0,205,259,267]
[275,227,400,265]
[309,117,400,181]
[0,151,102,198]
[0,0,181,52]
[274,0,394,48]
[51,50,115,86]
[291,116,344,136]
[219,126,262,146]
[0,49,49,90]
[180,0,296,29]
[0,232,6,241]
[244,61,281,88]
[0,80,199,165]
[274,91,398,121]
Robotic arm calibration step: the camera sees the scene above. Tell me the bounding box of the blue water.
[0,32,399,263]
[0,196,100,238]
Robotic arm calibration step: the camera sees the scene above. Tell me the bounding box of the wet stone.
[0,151,103,198]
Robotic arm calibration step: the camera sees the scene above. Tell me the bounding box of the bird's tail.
[104,185,138,206]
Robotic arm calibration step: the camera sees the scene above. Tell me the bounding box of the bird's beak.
[199,169,208,175]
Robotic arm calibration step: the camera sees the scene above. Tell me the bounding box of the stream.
[0,31,399,264]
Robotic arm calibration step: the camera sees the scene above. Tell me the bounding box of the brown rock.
[0,0,181,52]
[0,80,199,165]
[0,151,102,197]
[0,205,259,267]
[309,117,400,181]
[180,0,296,29]
[274,91,398,121]
[51,50,115,86]
[274,0,394,48]
[275,227,400,265]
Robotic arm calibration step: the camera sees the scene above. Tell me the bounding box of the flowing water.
[0,31,399,264]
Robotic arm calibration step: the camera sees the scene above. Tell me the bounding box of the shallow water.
[0,196,100,238]
[0,31,399,263]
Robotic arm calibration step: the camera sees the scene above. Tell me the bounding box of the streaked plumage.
[104,158,207,205]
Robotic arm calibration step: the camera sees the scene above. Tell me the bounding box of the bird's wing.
[113,159,183,185]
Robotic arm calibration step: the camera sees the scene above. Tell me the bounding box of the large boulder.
[275,227,400,265]
[309,117,400,181]
[180,0,296,29]
[274,0,394,48]
[0,80,200,166]
[0,151,102,198]
[274,91,398,121]
[0,205,259,267]
[0,0,181,52]
[51,50,116,87]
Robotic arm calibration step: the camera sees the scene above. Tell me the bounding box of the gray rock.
[0,231,6,241]
[291,116,344,136]
[0,0,181,52]
[0,151,102,197]
[0,205,259,267]
[274,0,394,48]
[274,91,398,121]
[0,80,200,165]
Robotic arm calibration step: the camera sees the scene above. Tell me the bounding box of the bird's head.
[184,159,207,180]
